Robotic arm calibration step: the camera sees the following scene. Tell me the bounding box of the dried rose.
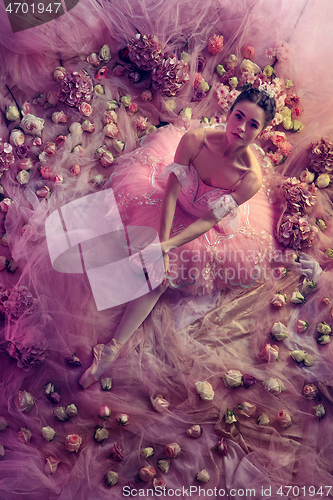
[20,114,44,136]
[316,218,327,231]
[321,297,331,305]
[257,413,270,426]
[16,170,29,185]
[151,395,170,412]
[297,320,309,333]
[290,291,306,304]
[277,410,291,428]
[115,413,129,425]
[98,405,111,419]
[140,447,154,458]
[325,248,333,258]
[300,169,315,183]
[215,437,228,455]
[45,456,60,474]
[262,378,286,394]
[49,392,61,404]
[153,478,166,489]
[81,120,95,133]
[196,469,210,482]
[165,442,182,458]
[223,369,243,387]
[238,402,256,417]
[271,292,287,309]
[317,334,331,345]
[99,44,111,63]
[313,404,325,418]
[302,384,318,399]
[271,322,289,340]
[18,158,33,170]
[186,424,202,438]
[0,198,13,212]
[55,135,66,146]
[15,390,34,412]
[0,417,8,431]
[100,377,112,391]
[70,165,80,176]
[36,186,51,199]
[69,122,82,134]
[315,173,331,189]
[79,102,92,116]
[225,408,237,425]
[10,129,25,146]
[109,442,124,461]
[91,174,105,186]
[6,106,20,121]
[301,279,316,296]
[317,322,332,335]
[94,426,109,443]
[139,465,156,482]
[157,459,171,473]
[17,427,32,443]
[242,374,256,389]
[105,470,118,487]
[290,350,307,363]
[65,404,78,417]
[303,354,315,367]
[260,343,279,363]
[96,66,109,80]
[195,381,214,400]
[242,46,255,59]
[53,66,66,81]
[52,111,67,124]
[65,433,82,452]
[54,407,69,421]
[179,107,192,120]
[41,426,56,441]
[225,53,238,69]
[113,140,125,153]
[65,354,82,366]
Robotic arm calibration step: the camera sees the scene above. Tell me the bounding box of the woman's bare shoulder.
[174,128,206,164]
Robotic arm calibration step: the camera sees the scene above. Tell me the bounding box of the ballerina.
[78,88,276,388]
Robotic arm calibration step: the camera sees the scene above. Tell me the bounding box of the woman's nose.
[237,121,246,132]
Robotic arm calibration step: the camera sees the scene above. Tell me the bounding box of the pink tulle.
[0,0,333,498]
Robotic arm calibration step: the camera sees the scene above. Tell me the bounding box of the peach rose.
[79,102,92,116]
[65,433,82,452]
[52,111,67,124]
[260,343,279,363]
[139,465,156,482]
[165,442,182,458]
[242,46,255,59]
[271,292,287,308]
[10,129,25,146]
[82,120,95,133]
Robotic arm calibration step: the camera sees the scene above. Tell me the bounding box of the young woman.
[79,88,277,388]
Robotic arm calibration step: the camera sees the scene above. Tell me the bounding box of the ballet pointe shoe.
[79,339,122,389]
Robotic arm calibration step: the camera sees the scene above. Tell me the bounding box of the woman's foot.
[79,339,122,389]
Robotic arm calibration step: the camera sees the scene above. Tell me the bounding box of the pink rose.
[72,144,85,155]
[71,164,81,176]
[277,410,291,428]
[140,89,153,101]
[53,66,66,81]
[115,413,129,425]
[36,186,51,199]
[135,116,148,131]
[55,135,67,146]
[153,478,166,489]
[87,53,100,67]
[47,91,59,106]
[98,405,112,419]
[15,391,34,412]
[44,142,57,156]
[17,427,32,443]
[53,174,63,184]
[109,442,124,461]
[79,102,92,117]
[165,442,182,458]
[18,158,34,170]
[151,395,170,412]
[45,456,60,474]
[139,465,156,482]
[40,166,54,180]
[271,292,287,309]
[242,46,255,59]
[21,102,31,116]
[238,402,256,417]
[216,437,228,455]
[302,384,318,399]
[100,150,114,168]
[96,66,109,80]
[186,424,202,438]
[52,111,67,124]
[103,110,117,124]
[260,343,279,363]
[0,198,13,212]
[65,433,82,452]
[297,319,309,333]
[104,123,118,138]
[128,102,139,113]
[321,297,331,306]
[32,136,43,147]
[82,120,95,133]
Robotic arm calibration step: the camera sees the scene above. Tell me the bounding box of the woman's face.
[226,100,266,146]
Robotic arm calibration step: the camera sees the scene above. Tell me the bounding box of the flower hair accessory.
[258,82,277,98]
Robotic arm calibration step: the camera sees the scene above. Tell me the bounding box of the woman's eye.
[250,123,258,129]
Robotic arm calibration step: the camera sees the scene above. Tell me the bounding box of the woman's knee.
[153,281,168,296]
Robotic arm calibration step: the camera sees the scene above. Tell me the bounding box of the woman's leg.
[79,284,167,388]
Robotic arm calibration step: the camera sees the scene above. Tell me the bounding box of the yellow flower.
[285,79,294,89]
[293,120,305,132]
[263,65,275,78]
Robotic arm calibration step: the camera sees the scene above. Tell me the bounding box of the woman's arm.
[159,172,182,242]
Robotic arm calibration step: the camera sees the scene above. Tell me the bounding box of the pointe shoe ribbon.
[79,339,122,389]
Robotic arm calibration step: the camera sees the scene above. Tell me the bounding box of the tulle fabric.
[0,0,333,498]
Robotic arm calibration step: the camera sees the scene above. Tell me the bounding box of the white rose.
[271,321,289,340]
[16,170,29,185]
[45,456,60,474]
[225,53,238,68]
[228,77,238,88]
[180,107,192,120]
[300,169,315,183]
[304,354,315,367]
[120,95,131,107]
[238,402,256,417]
[151,395,170,412]
[317,334,331,345]
[164,99,177,112]
[225,409,237,424]
[15,390,34,412]
[20,114,45,136]
[262,378,286,394]
[196,470,210,483]
[257,413,270,425]
[99,44,111,63]
[113,140,125,153]
[157,459,171,473]
[223,369,243,388]
[107,100,119,110]
[41,426,56,441]
[10,128,25,146]
[301,278,316,296]
[54,407,69,421]
[313,404,325,418]
[195,381,214,400]
[290,350,307,363]
[69,122,82,134]
[198,80,210,92]
[91,174,106,186]
[140,447,154,458]
[316,322,332,335]
[6,106,20,121]
[239,59,261,74]
[290,291,306,304]
[315,173,331,188]
[65,404,78,417]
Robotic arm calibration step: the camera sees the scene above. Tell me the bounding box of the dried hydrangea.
[128,33,164,71]
[58,70,93,108]
[307,138,333,173]
[152,56,190,96]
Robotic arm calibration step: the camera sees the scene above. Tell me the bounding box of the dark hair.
[230,88,276,129]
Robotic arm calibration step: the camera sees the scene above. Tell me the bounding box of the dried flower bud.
[257,413,270,426]
[313,404,325,418]
[109,442,124,461]
[45,456,60,474]
[140,447,154,458]
[65,404,78,417]
[94,426,109,443]
[196,469,210,482]
[186,424,202,438]
[54,407,69,421]
[105,470,119,487]
[139,465,156,482]
[165,442,182,458]
[115,413,129,425]
[100,377,112,391]
[41,426,56,441]
[157,459,171,473]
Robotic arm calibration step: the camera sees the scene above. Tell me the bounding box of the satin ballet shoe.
[79,339,122,389]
